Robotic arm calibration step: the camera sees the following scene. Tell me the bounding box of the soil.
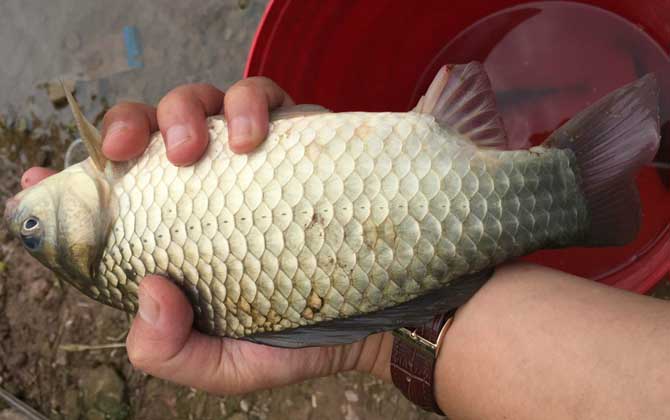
[1,1,669,419]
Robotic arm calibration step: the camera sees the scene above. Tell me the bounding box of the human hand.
[21,77,296,183]
[20,78,394,395]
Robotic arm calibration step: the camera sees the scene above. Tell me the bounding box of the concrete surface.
[0,0,266,112]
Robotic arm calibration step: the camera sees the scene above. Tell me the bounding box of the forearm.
[435,263,670,419]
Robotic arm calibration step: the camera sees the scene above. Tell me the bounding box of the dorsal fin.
[270,104,331,121]
[414,63,510,149]
[61,81,107,171]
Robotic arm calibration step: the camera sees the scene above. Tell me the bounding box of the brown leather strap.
[390,312,454,416]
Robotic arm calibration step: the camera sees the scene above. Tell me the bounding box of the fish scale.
[94,111,587,337]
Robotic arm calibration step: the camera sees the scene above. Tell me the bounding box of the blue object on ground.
[123,26,143,69]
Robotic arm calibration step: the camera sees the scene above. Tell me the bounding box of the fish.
[3,63,661,348]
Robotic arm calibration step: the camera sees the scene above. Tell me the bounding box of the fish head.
[4,160,113,295]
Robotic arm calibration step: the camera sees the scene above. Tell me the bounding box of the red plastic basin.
[245,0,670,294]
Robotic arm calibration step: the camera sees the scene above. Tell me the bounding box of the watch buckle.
[392,317,453,359]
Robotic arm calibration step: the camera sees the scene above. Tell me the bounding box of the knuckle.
[107,101,146,114]
[228,79,263,97]
[157,88,184,109]
[158,85,205,113]
[160,84,197,105]
[230,77,289,108]
[103,101,153,125]
[170,84,199,97]
[163,83,218,101]
[191,82,219,93]
[102,103,129,123]
[243,76,274,87]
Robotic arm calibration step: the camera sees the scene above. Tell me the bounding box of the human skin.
[22,79,670,419]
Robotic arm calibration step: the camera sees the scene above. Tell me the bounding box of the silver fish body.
[97,111,587,337]
[5,63,659,346]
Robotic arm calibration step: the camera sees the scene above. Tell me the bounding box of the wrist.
[353,332,394,382]
[429,264,540,415]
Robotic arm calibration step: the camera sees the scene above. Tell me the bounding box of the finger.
[126,276,341,395]
[102,102,158,161]
[224,77,294,154]
[21,167,57,189]
[157,83,224,166]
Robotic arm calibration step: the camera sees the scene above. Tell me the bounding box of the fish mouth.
[3,196,19,234]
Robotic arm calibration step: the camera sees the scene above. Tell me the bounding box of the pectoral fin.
[62,81,107,172]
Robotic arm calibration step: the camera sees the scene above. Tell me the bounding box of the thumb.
[125,276,376,395]
[126,275,228,391]
[126,275,193,370]
[21,167,57,189]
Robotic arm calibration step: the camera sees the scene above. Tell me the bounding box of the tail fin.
[544,74,660,246]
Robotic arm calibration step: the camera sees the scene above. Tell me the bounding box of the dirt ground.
[1,1,669,419]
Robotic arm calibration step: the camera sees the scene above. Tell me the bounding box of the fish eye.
[22,217,39,232]
[20,217,42,251]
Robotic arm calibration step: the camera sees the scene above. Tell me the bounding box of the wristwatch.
[390,310,456,416]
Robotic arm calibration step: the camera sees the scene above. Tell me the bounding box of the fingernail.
[166,125,191,152]
[105,121,129,141]
[229,116,253,144]
[21,173,30,187]
[138,286,160,325]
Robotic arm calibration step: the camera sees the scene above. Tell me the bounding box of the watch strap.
[390,311,455,415]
